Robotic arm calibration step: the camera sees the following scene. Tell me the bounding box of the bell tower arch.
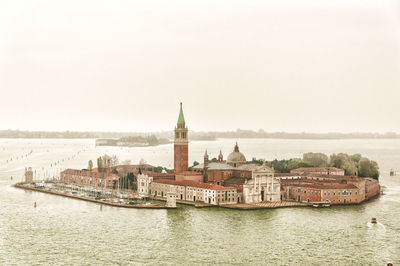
[174,102,188,174]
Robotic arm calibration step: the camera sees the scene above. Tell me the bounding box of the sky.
[1,0,400,133]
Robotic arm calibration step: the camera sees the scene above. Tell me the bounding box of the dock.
[13,183,176,209]
[220,201,308,210]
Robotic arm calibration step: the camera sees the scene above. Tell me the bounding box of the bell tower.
[174,102,188,174]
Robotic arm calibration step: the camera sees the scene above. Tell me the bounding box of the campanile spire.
[174,102,189,174]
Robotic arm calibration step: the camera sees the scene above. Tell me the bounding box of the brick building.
[290,167,345,176]
[146,177,238,205]
[280,173,380,205]
[60,169,119,189]
[174,102,188,174]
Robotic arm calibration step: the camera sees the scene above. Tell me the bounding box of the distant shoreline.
[1,137,400,140]
[1,129,400,140]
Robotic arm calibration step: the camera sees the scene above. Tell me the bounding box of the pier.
[14,183,176,209]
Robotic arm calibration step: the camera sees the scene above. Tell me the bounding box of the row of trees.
[249,152,379,180]
[93,154,119,172]
[85,155,174,191]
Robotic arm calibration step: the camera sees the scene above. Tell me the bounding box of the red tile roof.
[153,179,235,190]
[283,181,358,189]
[61,169,119,179]
[176,171,203,176]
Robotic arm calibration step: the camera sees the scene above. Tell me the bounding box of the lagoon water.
[0,138,399,265]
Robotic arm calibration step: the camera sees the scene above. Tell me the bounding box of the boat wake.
[367,221,386,231]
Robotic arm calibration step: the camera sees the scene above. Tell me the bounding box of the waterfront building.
[166,190,177,208]
[280,173,380,205]
[60,169,119,189]
[242,164,281,203]
[25,167,33,183]
[137,173,153,197]
[149,178,238,205]
[58,102,381,207]
[321,184,362,204]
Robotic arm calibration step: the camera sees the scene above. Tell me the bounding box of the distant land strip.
[0,129,399,140]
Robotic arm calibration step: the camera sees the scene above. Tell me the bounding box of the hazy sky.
[1,0,400,133]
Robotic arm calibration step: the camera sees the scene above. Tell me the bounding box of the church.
[137,103,281,205]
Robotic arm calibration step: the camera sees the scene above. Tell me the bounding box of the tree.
[147,135,159,146]
[350,153,362,164]
[111,155,119,168]
[193,161,199,166]
[139,158,147,166]
[287,158,310,170]
[330,153,358,176]
[88,160,93,171]
[250,157,264,165]
[358,158,379,180]
[122,160,131,166]
[101,154,112,168]
[210,157,218,163]
[303,152,328,167]
[97,157,103,172]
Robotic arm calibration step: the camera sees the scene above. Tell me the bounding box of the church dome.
[227,142,246,163]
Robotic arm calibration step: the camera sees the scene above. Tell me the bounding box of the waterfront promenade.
[14,183,176,209]
[221,201,308,210]
[16,182,310,210]
[153,195,308,209]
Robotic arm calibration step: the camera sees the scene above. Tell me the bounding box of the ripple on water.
[1,139,400,264]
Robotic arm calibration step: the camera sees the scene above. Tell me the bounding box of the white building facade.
[137,173,153,197]
[242,164,281,203]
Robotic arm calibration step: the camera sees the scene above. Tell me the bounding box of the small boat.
[371,217,377,224]
[311,201,331,208]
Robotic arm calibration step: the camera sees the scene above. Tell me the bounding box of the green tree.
[330,153,358,176]
[358,158,379,180]
[250,157,264,165]
[350,153,362,164]
[88,160,93,171]
[288,158,311,170]
[147,135,159,146]
[303,152,328,167]
[97,157,103,172]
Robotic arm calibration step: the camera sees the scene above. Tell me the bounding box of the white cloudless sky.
[1,0,400,133]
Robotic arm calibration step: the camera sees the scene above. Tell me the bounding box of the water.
[0,138,399,265]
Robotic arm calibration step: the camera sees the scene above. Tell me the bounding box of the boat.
[311,201,331,208]
[371,217,377,224]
